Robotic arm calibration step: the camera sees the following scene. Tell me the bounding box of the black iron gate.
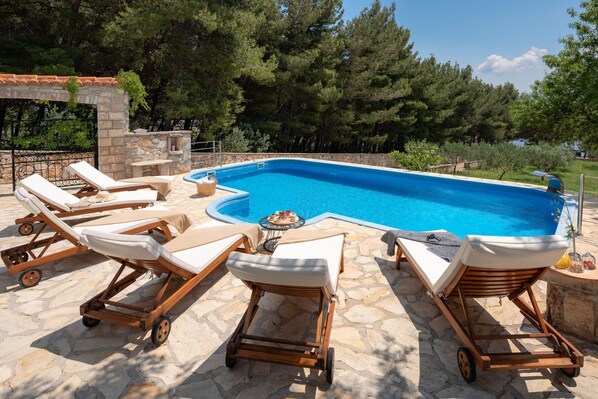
[11,147,98,190]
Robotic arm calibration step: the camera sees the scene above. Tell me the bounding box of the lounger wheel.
[561,366,580,378]
[457,347,476,383]
[18,223,34,236]
[18,268,42,288]
[325,347,335,384]
[559,343,580,378]
[151,316,171,346]
[225,353,237,369]
[82,316,101,328]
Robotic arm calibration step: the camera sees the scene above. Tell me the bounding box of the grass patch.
[446,160,598,194]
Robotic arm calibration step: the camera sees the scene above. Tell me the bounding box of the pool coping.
[184,157,576,237]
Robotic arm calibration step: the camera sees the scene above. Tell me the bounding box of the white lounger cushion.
[398,234,569,295]
[18,174,157,212]
[68,161,175,190]
[80,220,241,275]
[226,234,344,295]
[19,174,80,211]
[273,235,344,290]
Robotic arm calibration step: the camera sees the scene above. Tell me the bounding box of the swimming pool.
[185,158,572,238]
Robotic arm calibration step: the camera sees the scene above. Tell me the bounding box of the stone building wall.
[124,129,191,177]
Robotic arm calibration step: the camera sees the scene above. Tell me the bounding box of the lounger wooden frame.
[225,256,344,383]
[74,175,156,196]
[2,210,173,288]
[395,245,583,381]
[15,197,152,228]
[80,236,252,344]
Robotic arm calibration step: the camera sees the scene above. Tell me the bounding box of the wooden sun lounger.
[225,234,345,383]
[78,222,253,345]
[2,188,174,288]
[395,234,583,382]
[15,173,158,236]
[67,160,174,196]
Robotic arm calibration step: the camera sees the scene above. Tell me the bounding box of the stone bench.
[131,159,173,178]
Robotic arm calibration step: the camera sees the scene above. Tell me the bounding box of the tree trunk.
[69,0,82,45]
[0,102,6,142]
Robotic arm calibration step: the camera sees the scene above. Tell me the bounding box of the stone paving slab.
[0,175,597,398]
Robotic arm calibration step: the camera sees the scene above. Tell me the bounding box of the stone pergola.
[0,74,129,179]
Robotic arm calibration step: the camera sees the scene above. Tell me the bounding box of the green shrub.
[389,140,442,171]
[441,142,471,173]
[238,123,270,152]
[522,143,574,172]
[484,142,526,180]
[467,142,495,169]
[221,127,250,152]
[220,124,270,153]
[11,119,93,150]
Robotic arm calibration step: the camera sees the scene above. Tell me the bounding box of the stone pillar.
[94,89,129,180]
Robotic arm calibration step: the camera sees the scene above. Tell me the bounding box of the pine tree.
[340,0,417,152]
[102,0,277,136]
[240,0,344,152]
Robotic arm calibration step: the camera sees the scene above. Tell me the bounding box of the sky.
[342,0,579,92]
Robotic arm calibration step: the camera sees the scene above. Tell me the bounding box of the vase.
[582,252,596,270]
[568,252,584,273]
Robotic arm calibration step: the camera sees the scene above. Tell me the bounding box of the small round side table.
[258,215,305,253]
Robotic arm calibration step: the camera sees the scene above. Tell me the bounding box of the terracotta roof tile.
[0,74,118,87]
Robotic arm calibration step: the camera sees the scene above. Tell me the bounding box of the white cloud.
[476,47,548,75]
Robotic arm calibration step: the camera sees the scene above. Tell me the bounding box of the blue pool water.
[186,159,564,237]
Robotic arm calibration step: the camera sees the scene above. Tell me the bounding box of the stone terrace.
[1,177,598,398]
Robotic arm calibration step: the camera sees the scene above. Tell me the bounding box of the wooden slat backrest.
[445,265,547,298]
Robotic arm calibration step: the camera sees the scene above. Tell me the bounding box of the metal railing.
[11,148,97,190]
[190,140,222,169]
[577,174,598,234]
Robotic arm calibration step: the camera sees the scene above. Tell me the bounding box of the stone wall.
[124,129,191,177]
[192,152,396,169]
[0,83,128,180]
[544,268,598,342]
[191,152,478,172]
[0,151,11,183]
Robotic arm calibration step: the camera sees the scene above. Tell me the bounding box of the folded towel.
[197,176,216,184]
[381,229,462,261]
[164,224,263,253]
[120,177,173,197]
[67,198,94,208]
[77,209,193,233]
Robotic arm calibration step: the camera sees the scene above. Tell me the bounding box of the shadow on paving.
[177,292,337,398]
[374,254,580,398]
[16,265,228,398]
[0,251,109,293]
